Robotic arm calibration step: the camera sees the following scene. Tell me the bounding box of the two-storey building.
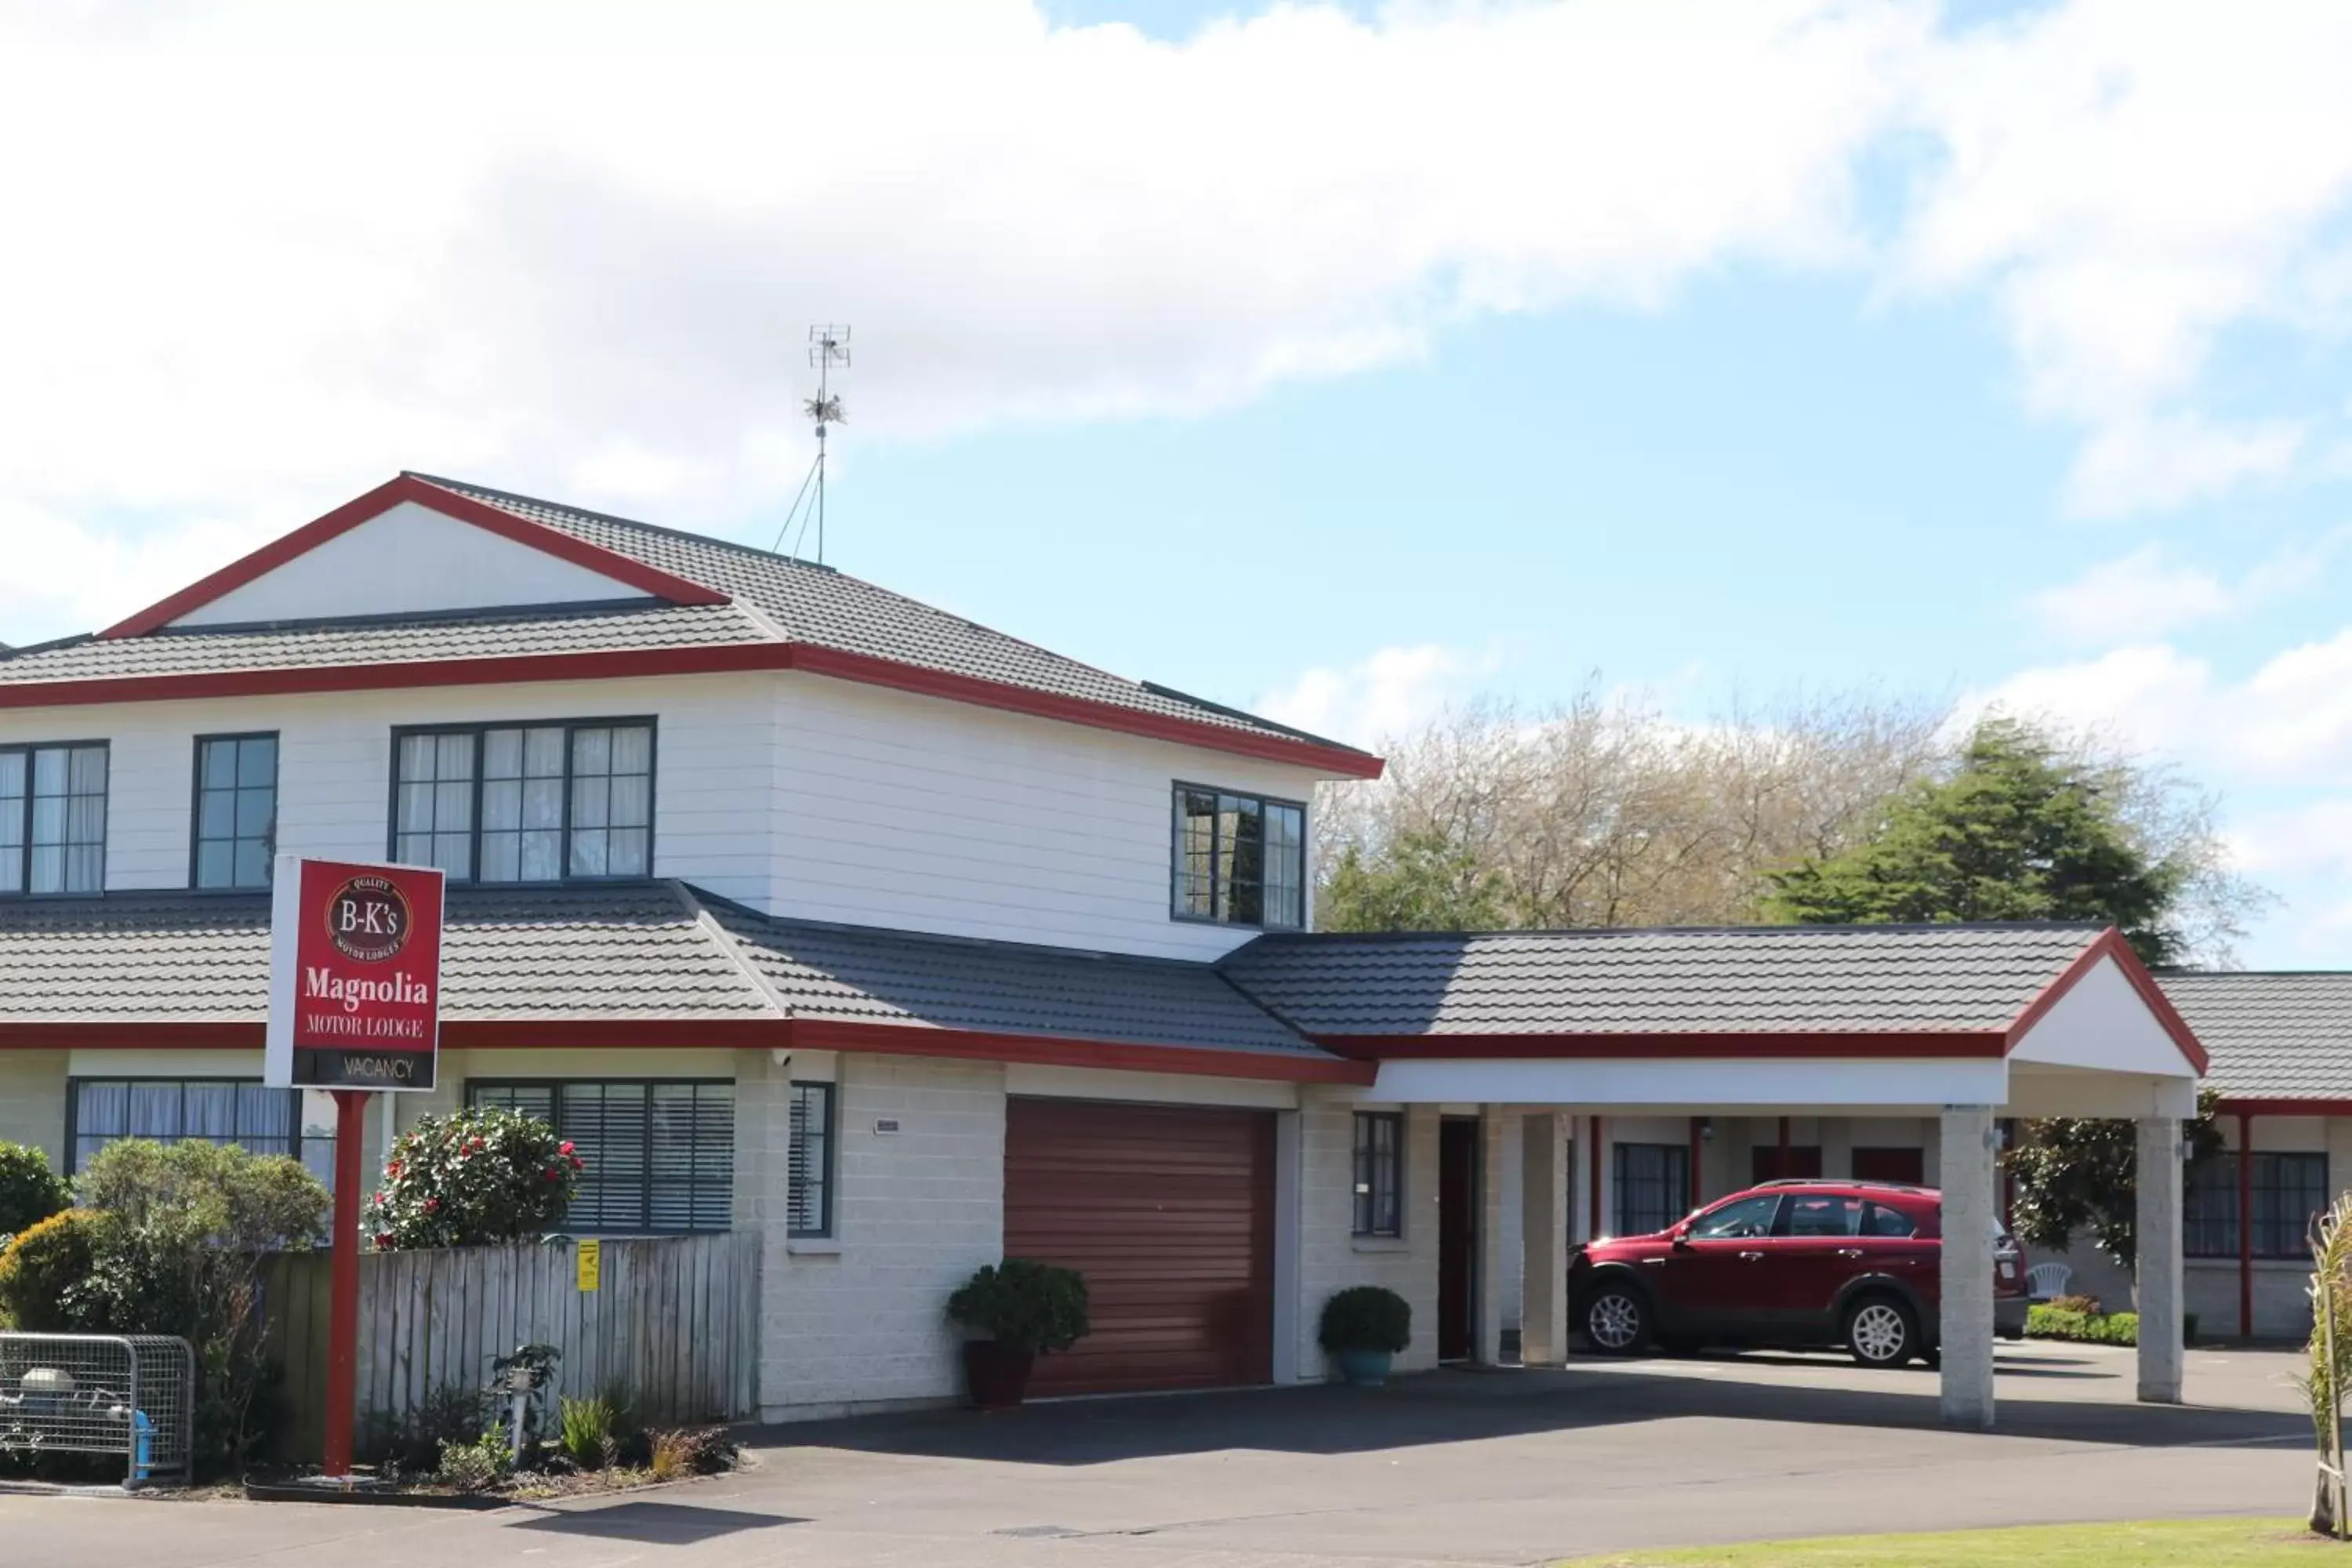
[0,474,2211,1426]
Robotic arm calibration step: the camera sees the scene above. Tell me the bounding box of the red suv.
[1568,1179,2029,1367]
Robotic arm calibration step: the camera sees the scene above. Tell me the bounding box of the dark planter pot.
[1334,1348,1393,1388]
[963,1340,1036,1409]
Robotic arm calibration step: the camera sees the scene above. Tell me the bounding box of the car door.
[1650,1192,1784,1334]
[1758,1192,1867,1338]
[1860,1198,1936,1308]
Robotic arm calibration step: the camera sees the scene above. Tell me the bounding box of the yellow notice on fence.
[576,1239,602,1293]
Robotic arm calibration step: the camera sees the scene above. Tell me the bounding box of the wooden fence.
[262,1231,760,1461]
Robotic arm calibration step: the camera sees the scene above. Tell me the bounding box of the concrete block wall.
[1294,1091,1440,1378]
[758,1053,1006,1420]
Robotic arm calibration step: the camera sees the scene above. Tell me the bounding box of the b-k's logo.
[325,875,412,964]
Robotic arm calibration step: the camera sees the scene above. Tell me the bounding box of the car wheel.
[1584,1283,1653,1356]
[1844,1295,1917,1368]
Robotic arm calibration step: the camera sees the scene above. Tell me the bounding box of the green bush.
[434,1432,510,1492]
[0,1143,69,1243]
[2044,1293,2103,1316]
[946,1258,1091,1354]
[1318,1285,1412,1355]
[559,1394,618,1470]
[2027,1305,2140,1345]
[365,1106,582,1250]
[72,1140,330,1472]
[0,1208,106,1330]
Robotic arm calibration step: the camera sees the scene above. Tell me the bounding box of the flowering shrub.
[365,1106,583,1250]
[0,1208,104,1331]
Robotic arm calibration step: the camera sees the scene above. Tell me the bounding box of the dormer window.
[1173,784,1305,929]
[391,720,654,883]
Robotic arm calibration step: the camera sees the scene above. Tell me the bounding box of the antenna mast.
[807,325,850,564]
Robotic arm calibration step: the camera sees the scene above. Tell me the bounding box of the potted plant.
[1319,1285,1411,1387]
[946,1258,1090,1408]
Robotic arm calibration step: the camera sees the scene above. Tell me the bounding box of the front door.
[1437,1118,1478,1361]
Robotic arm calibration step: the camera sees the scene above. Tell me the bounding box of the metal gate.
[0,1333,196,1490]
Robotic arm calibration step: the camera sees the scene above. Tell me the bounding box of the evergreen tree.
[1321,823,1506,932]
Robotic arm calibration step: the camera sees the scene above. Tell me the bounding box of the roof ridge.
[1242,921,2111,945]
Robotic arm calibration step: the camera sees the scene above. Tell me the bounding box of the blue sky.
[2,0,2350,964]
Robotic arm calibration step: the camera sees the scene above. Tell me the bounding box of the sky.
[2,0,2350,964]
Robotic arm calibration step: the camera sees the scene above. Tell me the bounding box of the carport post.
[1521,1113,1569,1366]
[2136,1116,2185,1403]
[1937,1105,1998,1428]
[1475,1107,1519,1364]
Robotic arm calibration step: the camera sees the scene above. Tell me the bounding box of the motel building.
[0,472,2267,1429]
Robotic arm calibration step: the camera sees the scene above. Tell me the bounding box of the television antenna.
[771,325,852,562]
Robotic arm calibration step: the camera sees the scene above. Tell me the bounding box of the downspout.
[2239,1112,2255,1342]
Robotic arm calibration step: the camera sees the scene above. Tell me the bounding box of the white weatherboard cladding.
[768,673,1327,960]
[170,502,652,626]
[0,673,779,908]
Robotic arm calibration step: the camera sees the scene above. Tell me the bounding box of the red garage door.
[1004,1098,1276,1396]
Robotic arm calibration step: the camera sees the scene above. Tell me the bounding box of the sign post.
[267,855,445,1479]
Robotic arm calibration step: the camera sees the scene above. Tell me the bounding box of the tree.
[366,1105,583,1250]
[1322,824,1506,932]
[1763,716,2189,964]
[0,1142,69,1242]
[2002,1090,2221,1271]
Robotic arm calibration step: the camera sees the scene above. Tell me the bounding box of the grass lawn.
[1561,1518,2332,1566]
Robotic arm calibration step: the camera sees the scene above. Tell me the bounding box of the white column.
[1939,1105,1997,1428]
[2136,1116,2185,1404]
[1521,1113,1569,1366]
[1821,1117,1853,1181]
[1476,1106,1519,1364]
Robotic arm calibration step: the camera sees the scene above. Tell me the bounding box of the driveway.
[0,1342,2315,1567]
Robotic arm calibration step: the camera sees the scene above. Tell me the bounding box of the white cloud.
[1256,642,1506,749]
[1968,627,2352,786]
[2027,531,2349,644]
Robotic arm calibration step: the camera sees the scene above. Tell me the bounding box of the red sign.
[266,855,445,1091]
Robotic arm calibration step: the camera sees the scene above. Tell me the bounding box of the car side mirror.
[1670,1225,1693,1250]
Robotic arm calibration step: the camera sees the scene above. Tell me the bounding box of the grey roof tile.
[0,884,775,1022]
[1218,924,2107,1036]
[0,601,775,685]
[2157,971,2352,1100]
[414,475,1366,756]
[706,900,1326,1058]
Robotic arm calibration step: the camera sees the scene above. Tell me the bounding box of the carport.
[1220,922,2209,1427]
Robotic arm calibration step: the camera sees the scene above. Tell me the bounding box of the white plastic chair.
[2025,1261,2073,1301]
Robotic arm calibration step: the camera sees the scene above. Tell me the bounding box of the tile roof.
[1218,924,2107,1036]
[410,474,1361,755]
[2157,971,2352,1101]
[0,601,777,685]
[0,884,774,1022]
[704,900,1324,1058]
[0,884,1341,1066]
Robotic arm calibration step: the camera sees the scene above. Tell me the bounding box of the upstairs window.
[392,720,654,883]
[194,734,278,889]
[1174,785,1305,928]
[0,742,107,896]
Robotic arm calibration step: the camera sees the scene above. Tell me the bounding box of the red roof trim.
[2211,1098,2352,1117]
[1305,1029,2011,1061]
[0,1015,1374,1083]
[0,637,1381,777]
[787,1018,1375,1083]
[0,642,800,710]
[2002,927,2211,1076]
[98,475,728,639]
[780,644,1385,779]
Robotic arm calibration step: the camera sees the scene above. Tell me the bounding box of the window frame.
[0,738,109,898]
[189,731,280,891]
[64,1075,335,1184]
[2187,1149,2328,1260]
[1613,1142,1693,1238]
[465,1076,734,1236]
[386,717,659,886]
[1168,781,1309,931]
[1352,1111,1405,1238]
[788,1080,837,1240]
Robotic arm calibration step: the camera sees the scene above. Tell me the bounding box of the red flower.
[559,1142,575,1156]
[387,1160,402,1178]
[373,1233,392,1249]
[568,1155,583,1171]
[423,1197,441,1213]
